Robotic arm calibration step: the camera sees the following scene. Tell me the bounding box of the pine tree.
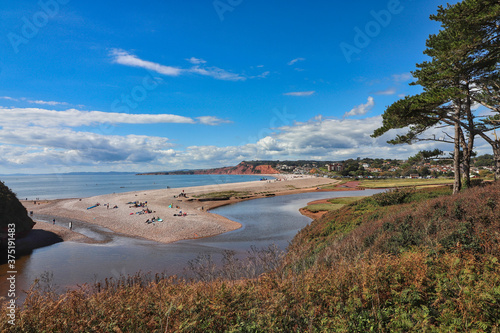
[372,0,500,192]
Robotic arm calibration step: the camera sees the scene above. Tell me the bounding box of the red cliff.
[192,162,280,175]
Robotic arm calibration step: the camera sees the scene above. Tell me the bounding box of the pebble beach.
[22,175,340,246]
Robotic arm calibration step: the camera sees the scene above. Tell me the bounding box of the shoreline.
[20,174,342,250]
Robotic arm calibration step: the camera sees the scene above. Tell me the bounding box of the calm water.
[0,173,272,200]
[0,189,384,301]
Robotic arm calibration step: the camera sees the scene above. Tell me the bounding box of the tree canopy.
[372,0,500,192]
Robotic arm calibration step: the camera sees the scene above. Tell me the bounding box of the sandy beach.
[22,175,340,245]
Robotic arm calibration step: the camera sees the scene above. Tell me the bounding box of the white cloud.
[250,71,270,79]
[0,127,175,167]
[189,66,246,81]
[375,88,396,95]
[110,49,183,76]
[0,96,69,106]
[283,91,315,97]
[27,100,69,106]
[288,58,305,66]
[392,72,413,82]
[111,49,246,81]
[0,96,19,101]
[0,107,196,128]
[196,116,232,126]
[186,57,207,64]
[0,107,233,128]
[344,96,375,117]
[1,112,479,173]
[170,116,453,167]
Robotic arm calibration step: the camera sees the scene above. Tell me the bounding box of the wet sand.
[22,175,340,246]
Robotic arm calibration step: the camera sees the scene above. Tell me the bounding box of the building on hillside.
[276,164,295,171]
[327,163,344,172]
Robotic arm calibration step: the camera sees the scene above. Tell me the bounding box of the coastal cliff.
[137,161,280,176]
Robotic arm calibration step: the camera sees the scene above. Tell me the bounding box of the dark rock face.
[0,181,35,245]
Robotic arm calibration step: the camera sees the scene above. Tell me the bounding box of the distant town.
[272,153,495,179]
[138,153,496,180]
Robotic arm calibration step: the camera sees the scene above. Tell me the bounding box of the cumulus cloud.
[0,107,234,128]
[344,96,375,117]
[0,108,192,128]
[283,91,315,97]
[111,49,246,81]
[167,116,449,168]
[0,126,175,167]
[0,112,469,173]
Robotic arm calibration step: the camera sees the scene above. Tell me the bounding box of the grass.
[4,182,500,332]
[304,196,366,213]
[304,203,345,213]
[319,180,347,189]
[192,190,250,199]
[327,196,366,205]
[359,178,454,188]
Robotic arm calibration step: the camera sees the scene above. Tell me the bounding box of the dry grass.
[359,178,454,188]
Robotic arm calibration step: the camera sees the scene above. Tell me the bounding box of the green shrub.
[372,188,415,206]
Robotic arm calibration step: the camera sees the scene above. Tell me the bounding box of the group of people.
[145,216,161,224]
[52,218,72,230]
[173,209,188,217]
[174,190,188,198]
[140,208,153,214]
[128,201,147,208]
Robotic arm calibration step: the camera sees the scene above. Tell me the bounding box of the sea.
[0,173,273,200]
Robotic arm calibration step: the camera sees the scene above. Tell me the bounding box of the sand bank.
[22,175,339,245]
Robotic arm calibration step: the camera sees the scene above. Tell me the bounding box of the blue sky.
[2,0,489,174]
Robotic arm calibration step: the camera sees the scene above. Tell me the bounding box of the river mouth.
[0,189,384,302]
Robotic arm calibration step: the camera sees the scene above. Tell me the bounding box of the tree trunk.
[462,152,471,187]
[462,85,474,188]
[493,142,500,181]
[453,120,462,194]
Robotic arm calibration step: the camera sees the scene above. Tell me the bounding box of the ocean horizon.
[1,173,274,200]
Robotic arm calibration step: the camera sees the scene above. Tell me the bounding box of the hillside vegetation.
[0,181,35,244]
[3,183,500,332]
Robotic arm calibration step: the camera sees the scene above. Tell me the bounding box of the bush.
[372,188,415,206]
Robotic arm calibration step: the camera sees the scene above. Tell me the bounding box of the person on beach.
[69,221,72,230]
[53,219,55,225]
